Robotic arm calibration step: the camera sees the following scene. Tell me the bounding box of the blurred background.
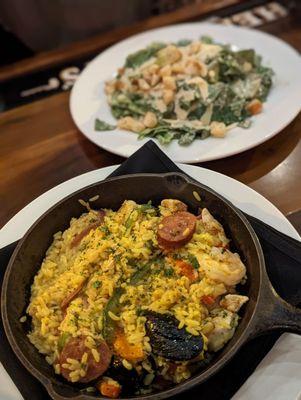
[0,0,296,64]
[0,0,298,111]
[0,0,300,231]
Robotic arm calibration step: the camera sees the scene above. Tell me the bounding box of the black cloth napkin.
[1,140,301,400]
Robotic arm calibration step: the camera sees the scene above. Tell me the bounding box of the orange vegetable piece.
[201,295,215,306]
[246,99,262,115]
[175,260,198,282]
[98,380,121,399]
[113,332,144,362]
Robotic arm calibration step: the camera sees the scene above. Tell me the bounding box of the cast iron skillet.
[2,173,301,400]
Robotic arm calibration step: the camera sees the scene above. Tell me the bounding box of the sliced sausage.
[60,278,88,311]
[59,336,112,383]
[157,211,196,250]
[71,210,105,248]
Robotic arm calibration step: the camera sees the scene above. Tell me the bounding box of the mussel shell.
[145,311,203,361]
[106,357,139,395]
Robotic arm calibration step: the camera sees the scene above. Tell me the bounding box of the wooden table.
[1,2,301,233]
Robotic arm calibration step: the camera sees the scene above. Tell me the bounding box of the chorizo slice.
[157,211,196,249]
[59,336,112,383]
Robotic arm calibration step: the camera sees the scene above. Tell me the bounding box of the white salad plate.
[70,22,301,163]
[0,164,300,400]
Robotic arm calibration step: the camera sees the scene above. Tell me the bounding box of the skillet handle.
[250,280,301,339]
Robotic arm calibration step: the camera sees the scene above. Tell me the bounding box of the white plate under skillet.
[70,22,301,163]
[0,165,300,400]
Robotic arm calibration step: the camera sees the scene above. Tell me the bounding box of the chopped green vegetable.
[178,131,196,146]
[176,39,192,47]
[179,97,193,111]
[125,42,166,69]
[94,118,116,131]
[103,36,274,146]
[200,35,214,44]
[110,92,152,119]
[153,257,166,268]
[139,200,155,213]
[114,254,122,263]
[125,213,135,230]
[93,280,101,289]
[163,268,175,277]
[188,104,206,120]
[58,332,71,352]
[102,287,125,343]
[129,263,152,285]
[100,225,110,237]
[187,254,200,270]
[138,120,210,146]
[146,239,155,251]
[172,253,182,260]
[235,49,256,66]
[162,102,176,119]
[200,104,213,126]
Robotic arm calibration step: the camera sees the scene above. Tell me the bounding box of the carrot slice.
[175,260,198,282]
[201,295,215,306]
[113,332,144,362]
[98,380,121,399]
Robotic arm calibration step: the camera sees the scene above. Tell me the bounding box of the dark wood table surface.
[1,2,301,234]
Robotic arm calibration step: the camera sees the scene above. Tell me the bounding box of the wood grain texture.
[0,12,301,229]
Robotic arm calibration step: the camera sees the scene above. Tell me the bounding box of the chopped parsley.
[100,225,110,237]
[187,254,200,270]
[163,268,175,277]
[139,200,155,213]
[125,213,135,230]
[92,281,101,289]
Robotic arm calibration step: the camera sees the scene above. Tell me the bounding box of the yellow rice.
[27,199,247,387]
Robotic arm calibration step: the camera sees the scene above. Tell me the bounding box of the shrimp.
[220,294,249,313]
[200,208,228,246]
[207,309,238,352]
[116,200,137,224]
[160,199,187,216]
[197,248,246,286]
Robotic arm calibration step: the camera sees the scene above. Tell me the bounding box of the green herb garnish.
[187,254,200,270]
[125,42,166,69]
[102,287,125,343]
[129,263,152,285]
[94,118,116,131]
[163,268,175,277]
[57,332,71,352]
